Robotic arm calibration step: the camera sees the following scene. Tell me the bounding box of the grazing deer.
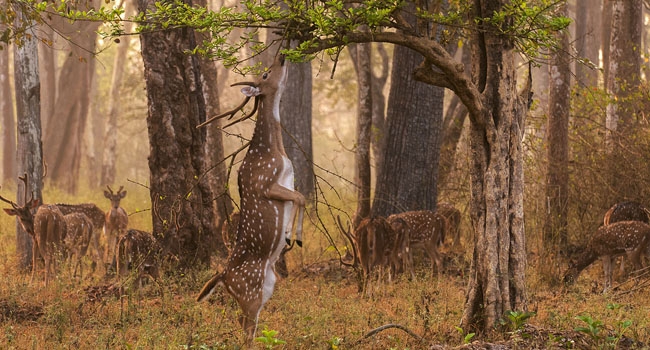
[56,203,105,272]
[437,202,462,246]
[116,229,161,290]
[221,211,289,278]
[104,185,128,269]
[196,54,306,342]
[603,201,649,226]
[387,210,446,275]
[2,191,67,286]
[63,212,94,279]
[563,221,650,292]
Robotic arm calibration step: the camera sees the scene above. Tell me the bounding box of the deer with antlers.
[1,178,67,285]
[195,54,306,342]
[104,185,128,270]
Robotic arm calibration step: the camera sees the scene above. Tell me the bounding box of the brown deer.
[221,211,289,278]
[104,185,128,269]
[196,54,306,342]
[602,201,650,275]
[1,188,67,286]
[56,203,105,272]
[437,202,462,246]
[387,210,446,275]
[116,229,161,290]
[63,212,94,279]
[563,221,650,292]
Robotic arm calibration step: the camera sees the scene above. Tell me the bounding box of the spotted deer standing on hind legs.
[195,54,306,342]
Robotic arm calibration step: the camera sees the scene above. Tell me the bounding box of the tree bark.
[13,13,44,270]
[372,43,443,216]
[350,40,373,227]
[543,1,570,259]
[1,45,16,182]
[460,1,528,332]
[138,0,216,267]
[574,0,601,87]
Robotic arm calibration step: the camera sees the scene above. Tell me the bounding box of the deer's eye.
[262,72,269,79]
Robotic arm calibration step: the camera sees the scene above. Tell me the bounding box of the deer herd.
[1,177,157,290]
[3,54,650,343]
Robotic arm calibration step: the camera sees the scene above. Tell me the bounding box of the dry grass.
[1,198,650,349]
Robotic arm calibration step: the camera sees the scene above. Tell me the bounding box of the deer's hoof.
[297,240,303,248]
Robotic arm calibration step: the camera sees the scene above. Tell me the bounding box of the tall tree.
[42,0,101,192]
[102,1,135,186]
[543,1,570,258]
[1,44,16,182]
[574,0,601,87]
[12,10,44,270]
[137,0,217,267]
[371,44,443,216]
[349,40,373,226]
[605,0,643,201]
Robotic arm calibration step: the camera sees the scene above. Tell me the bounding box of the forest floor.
[0,241,649,349]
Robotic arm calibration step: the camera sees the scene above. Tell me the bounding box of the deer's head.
[1,182,40,236]
[104,186,127,209]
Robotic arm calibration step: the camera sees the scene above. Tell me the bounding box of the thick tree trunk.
[138,0,217,267]
[460,1,528,331]
[372,43,443,216]
[1,46,16,182]
[13,15,44,270]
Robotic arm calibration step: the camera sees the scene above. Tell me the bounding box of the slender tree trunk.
[543,1,570,261]
[1,45,16,182]
[195,0,232,254]
[370,43,389,183]
[350,40,373,227]
[38,25,56,133]
[13,13,44,270]
[138,0,216,267]
[102,1,135,186]
[601,0,613,90]
[574,0,601,87]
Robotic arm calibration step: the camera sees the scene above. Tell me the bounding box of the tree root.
[353,323,425,346]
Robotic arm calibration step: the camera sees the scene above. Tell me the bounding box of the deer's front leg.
[266,183,306,246]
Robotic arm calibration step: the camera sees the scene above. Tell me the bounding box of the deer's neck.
[250,96,286,156]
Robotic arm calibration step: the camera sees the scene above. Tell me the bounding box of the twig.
[353,323,425,346]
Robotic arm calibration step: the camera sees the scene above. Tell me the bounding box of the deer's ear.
[241,86,260,97]
[120,191,127,198]
[104,191,111,198]
[3,208,17,216]
[29,199,40,208]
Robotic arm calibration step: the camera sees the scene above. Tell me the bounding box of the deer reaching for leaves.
[195,54,306,342]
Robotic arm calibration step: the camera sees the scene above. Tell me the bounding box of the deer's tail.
[196,272,225,302]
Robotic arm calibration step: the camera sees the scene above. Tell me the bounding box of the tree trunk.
[13,13,45,270]
[194,0,232,255]
[601,0,613,90]
[138,0,216,267]
[370,43,389,183]
[372,43,443,216]
[605,0,642,201]
[43,3,100,192]
[1,45,16,182]
[280,60,314,201]
[350,41,373,226]
[574,0,601,87]
[38,25,56,133]
[460,1,528,332]
[543,1,570,261]
[102,1,135,186]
